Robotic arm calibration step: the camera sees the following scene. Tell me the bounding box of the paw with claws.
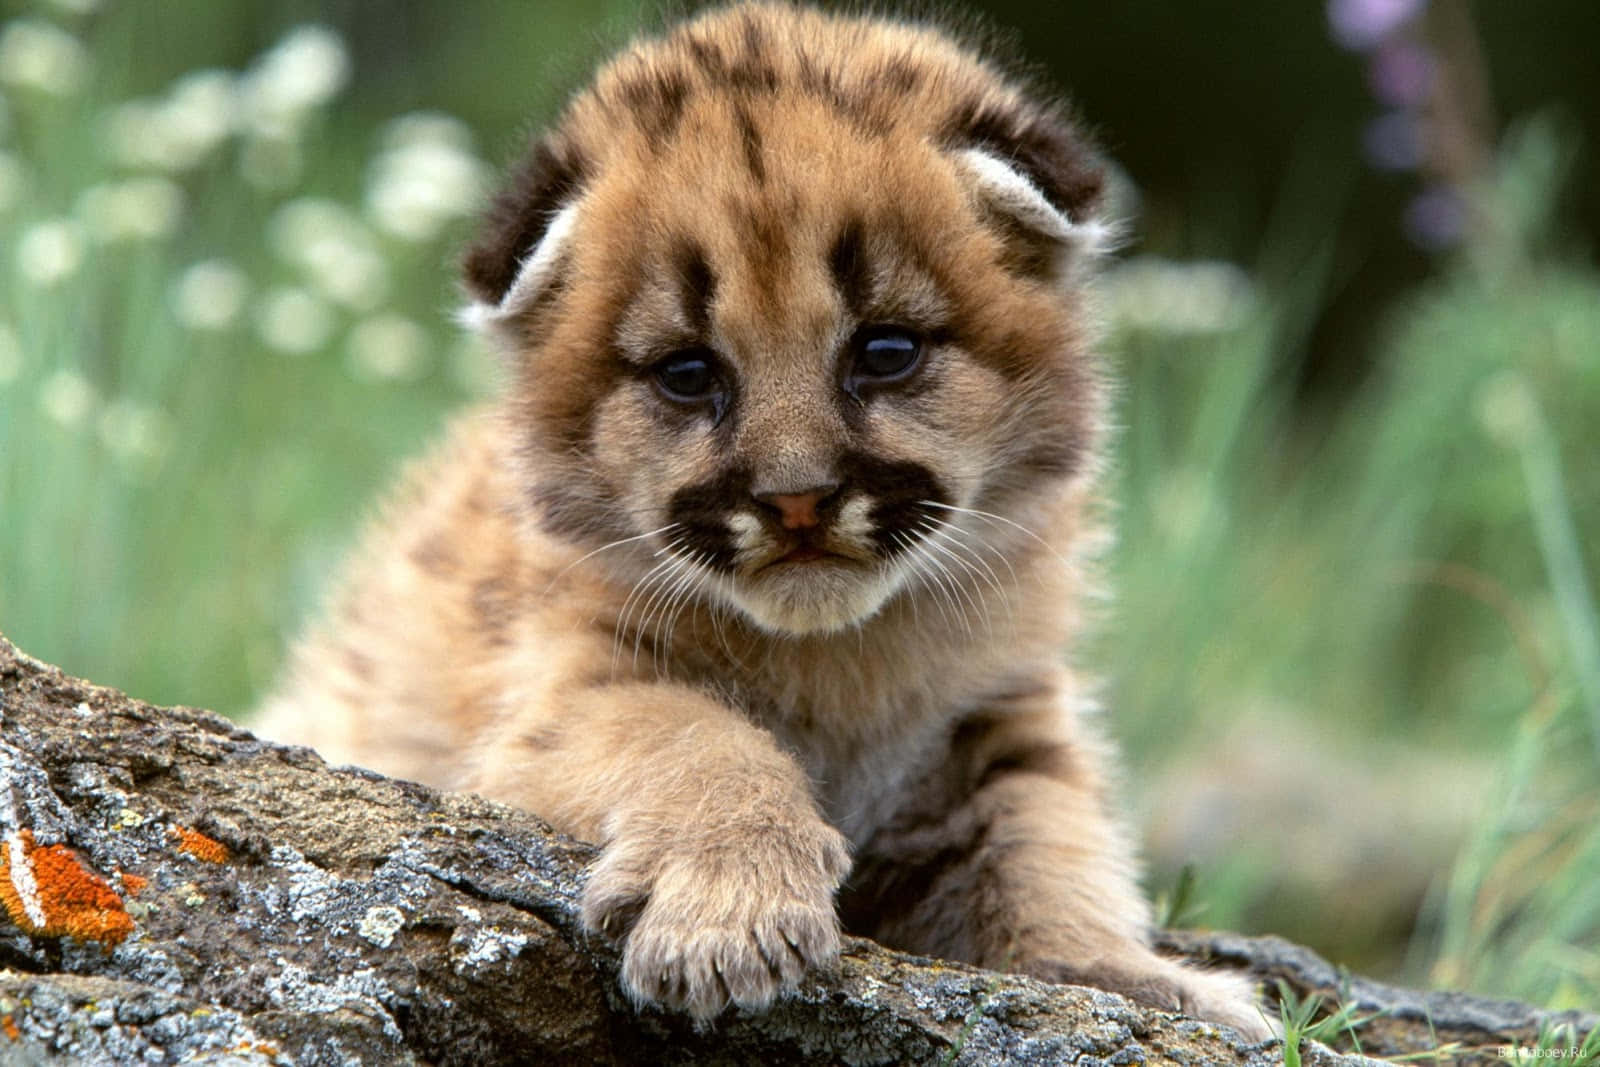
[581,816,852,1022]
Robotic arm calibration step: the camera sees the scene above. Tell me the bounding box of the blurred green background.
[1,0,1596,1025]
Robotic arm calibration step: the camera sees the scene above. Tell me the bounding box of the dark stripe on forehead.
[829,216,870,319]
[686,31,780,95]
[733,103,767,185]
[618,70,691,151]
[793,53,895,139]
[673,239,716,338]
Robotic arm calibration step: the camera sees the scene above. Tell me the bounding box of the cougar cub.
[259,1,1267,1037]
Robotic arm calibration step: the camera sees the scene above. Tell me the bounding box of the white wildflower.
[162,69,239,166]
[0,151,25,214]
[99,398,173,473]
[0,322,22,385]
[77,177,185,241]
[171,260,250,331]
[1100,257,1256,336]
[270,198,389,310]
[0,20,91,97]
[106,70,238,172]
[366,113,489,241]
[105,99,170,169]
[39,368,96,427]
[348,313,429,382]
[16,218,86,285]
[240,26,349,134]
[255,286,336,355]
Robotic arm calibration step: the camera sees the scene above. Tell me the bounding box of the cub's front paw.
[580,819,852,1022]
[1035,952,1274,1042]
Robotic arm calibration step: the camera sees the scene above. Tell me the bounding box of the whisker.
[632,549,697,672]
[898,530,969,638]
[912,521,990,636]
[542,522,682,595]
[654,552,710,678]
[919,500,1074,572]
[920,519,1014,626]
[937,516,1020,589]
[887,532,922,629]
[613,549,690,676]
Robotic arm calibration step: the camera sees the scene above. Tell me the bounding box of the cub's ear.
[946,101,1112,275]
[460,135,588,334]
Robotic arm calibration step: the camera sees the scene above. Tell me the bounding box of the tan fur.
[258,2,1268,1038]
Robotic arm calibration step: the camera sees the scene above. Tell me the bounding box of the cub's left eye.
[848,326,923,387]
[653,350,720,401]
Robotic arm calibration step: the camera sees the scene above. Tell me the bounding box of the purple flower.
[1368,41,1434,107]
[1328,0,1427,51]
[1404,184,1467,251]
[1363,112,1425,171]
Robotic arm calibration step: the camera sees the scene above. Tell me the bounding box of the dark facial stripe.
[835,451,950,557]
[829,216,870,319]
[673,240,716,338]
[733,103,766,185]
[618,71,691,151]
[665,466,752,570]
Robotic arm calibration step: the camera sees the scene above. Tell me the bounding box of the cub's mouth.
[755,544,862,572]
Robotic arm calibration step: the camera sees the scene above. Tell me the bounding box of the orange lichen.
[2,1015,18,1041]
[118,872,149,896]
[172,826,230,864]
[233,1042,280,1056]
[0,830,134,948]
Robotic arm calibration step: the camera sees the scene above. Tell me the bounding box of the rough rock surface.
[0,633,1590,1065]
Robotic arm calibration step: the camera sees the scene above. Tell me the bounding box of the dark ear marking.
[943,98,1104,221]
[462,135,590,305]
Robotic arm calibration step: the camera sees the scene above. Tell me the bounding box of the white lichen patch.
[449,925,528,977]
[357,905,406,948]
[263,959,402,1043]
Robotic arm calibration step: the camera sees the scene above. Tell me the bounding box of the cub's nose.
[754,484,840,530]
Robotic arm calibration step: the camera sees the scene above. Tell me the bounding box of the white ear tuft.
[954,148,1113,260]
[460,202,581,336]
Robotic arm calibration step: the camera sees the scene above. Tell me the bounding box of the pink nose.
[762,490,829,530]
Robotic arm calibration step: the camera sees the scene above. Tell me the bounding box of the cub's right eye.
[650,350,728,419]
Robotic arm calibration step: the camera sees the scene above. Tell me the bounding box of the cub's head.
[463,2,1109,635]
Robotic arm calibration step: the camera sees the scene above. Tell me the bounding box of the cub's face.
[464,8,1107,635]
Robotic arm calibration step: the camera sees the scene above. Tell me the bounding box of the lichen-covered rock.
[0,634,1589,1065]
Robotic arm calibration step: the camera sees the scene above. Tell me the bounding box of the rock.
[0,633,1589,1065]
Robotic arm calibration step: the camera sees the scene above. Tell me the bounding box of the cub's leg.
[839,681,1270,1040]
[469,679,851,1023]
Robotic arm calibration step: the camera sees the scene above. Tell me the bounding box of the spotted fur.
[259,1,1267,1038]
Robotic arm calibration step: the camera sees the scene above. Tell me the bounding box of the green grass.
[1,4,1596,1012]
